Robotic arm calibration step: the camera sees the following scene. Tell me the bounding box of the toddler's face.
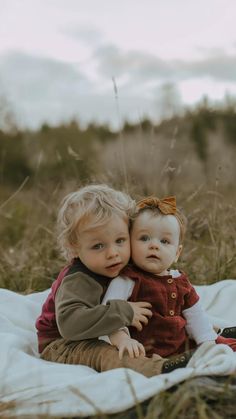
[131,211,182,276]
[77,213,130,278]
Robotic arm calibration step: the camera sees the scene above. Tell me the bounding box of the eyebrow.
[135,229,172,236]
[88,232,129,242]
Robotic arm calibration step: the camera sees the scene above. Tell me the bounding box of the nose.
[149,239,159,250]
[106,245,119,259]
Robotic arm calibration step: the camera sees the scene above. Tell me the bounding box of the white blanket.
[0,280,236,417]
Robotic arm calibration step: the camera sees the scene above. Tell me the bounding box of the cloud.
[94,44,236,85]
[94,45,173,80]
[0,50,92,96]
[184,53,236,82]
[0,46,236,129]
[0,50,154,129]
[0,51,95,128]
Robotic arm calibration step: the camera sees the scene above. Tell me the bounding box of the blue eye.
[161,239,169,244]
[140,235,150,242]
[116,237,126,244]
[92,243,104,250]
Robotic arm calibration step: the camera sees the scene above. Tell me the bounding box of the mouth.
[106,262,122,271]
[147,255,160,260]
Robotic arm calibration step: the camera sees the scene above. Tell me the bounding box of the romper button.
[169,310,174,316]
[171,292,176,299]
[167,278,173,284]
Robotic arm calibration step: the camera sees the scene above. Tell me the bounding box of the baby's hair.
[132,196,187,244]
[57,184,135,260]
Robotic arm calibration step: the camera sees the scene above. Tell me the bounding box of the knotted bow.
[136,196,177,215]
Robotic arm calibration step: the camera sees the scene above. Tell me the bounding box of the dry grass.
[0,114,236,417]
[101,375,236,419]
[0,182,235,293]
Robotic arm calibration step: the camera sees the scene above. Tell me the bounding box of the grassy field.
[0,106,236,418]
[0,181,235,294]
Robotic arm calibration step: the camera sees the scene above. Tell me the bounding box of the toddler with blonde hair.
[36,185,176,377]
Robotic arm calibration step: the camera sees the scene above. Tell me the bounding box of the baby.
[102,196,236,362]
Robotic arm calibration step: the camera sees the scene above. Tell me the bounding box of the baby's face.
[131,211,182,276]
[77,213,130,278]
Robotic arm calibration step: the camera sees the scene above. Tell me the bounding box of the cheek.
[131,242,142,258]
[124,242,131,258]
[90,253,104,267]
[126,239,131,250]
[165,248,177,260]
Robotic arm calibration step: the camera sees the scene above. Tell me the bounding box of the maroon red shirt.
[35,259,113,353]
[35,264,70,353]
[124,265,199,357]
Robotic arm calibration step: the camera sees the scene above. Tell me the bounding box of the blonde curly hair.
[57,184,135,260]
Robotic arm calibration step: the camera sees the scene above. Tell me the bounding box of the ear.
[175,244,183,263]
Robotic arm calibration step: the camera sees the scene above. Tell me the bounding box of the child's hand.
[128,301,152,331]
[109,330,145,359]
[118,337,145,359]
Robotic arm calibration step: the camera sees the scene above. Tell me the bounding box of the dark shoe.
[161,349,195,374]
[220,327,236,339]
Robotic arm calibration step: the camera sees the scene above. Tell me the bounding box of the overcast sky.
[1,0,236,129]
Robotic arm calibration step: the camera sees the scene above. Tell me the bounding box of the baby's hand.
[109,330,145,359]
[118,337,146,360]
[128,301,152,331]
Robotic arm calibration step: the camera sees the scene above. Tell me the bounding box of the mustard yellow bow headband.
[136,196,177,215]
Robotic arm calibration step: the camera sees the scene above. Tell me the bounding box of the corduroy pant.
[41,338,166,378]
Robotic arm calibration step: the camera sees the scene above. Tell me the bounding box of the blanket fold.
[0,280,236,417]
